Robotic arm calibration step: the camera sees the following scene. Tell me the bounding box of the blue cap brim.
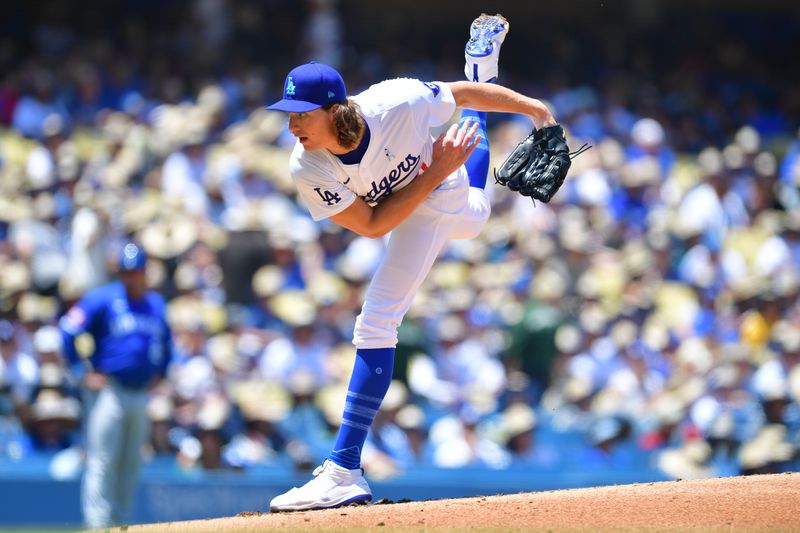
[266,99,322,113]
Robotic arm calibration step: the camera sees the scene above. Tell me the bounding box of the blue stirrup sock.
[329,347,395,470]
[460,109,490,189]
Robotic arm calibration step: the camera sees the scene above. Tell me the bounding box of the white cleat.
[269,460,372,512]
[464,13,509,83]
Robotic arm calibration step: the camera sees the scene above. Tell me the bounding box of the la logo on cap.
[286,77,296,97]
[327,90,335,99]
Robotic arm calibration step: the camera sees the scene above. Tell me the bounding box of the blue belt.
[109,376,148,391]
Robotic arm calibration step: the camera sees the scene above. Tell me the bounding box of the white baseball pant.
[353,167,490,349]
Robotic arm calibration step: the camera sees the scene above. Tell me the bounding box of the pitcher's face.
[288,107,337,152]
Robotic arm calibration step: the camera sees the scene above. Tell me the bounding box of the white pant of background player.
[82,380,149,529]
[353,165,490,349]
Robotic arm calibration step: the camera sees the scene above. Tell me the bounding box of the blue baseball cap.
[266,62,347,113]
[119,243,147,271]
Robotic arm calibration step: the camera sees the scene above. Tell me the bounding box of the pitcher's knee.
[353,314,399,349]
[449,191,491,240]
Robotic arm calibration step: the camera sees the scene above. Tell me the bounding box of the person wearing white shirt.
[264,14,557,511]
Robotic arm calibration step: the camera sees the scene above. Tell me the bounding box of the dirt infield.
[121,473,800,532]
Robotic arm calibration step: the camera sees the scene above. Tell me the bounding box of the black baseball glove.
[494,125,590,204]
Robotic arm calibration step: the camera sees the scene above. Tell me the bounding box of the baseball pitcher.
[266,14,566,511]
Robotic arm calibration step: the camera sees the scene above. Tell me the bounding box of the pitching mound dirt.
[119,472,800,532]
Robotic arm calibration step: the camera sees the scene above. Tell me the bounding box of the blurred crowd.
[1,0,800,483]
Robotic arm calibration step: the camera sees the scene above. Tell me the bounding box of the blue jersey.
[59,281,173,388]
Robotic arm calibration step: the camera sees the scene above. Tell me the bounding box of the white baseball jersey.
[289,78,458,221]
[286,77,490,349]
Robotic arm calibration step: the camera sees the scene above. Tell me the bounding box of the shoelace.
[569,143,592,159]
[311,461,365,480]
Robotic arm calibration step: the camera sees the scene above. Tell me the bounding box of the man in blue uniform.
[60,243,173,529]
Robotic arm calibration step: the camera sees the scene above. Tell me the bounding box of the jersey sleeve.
[405,80,457,130]
[290,150,357,221]
[58,290,103,365]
